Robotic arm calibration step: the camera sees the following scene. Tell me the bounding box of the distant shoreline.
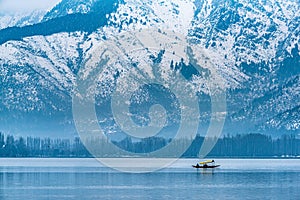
[1,132,299,158]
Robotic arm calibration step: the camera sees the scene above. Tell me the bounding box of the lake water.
[0,158,299,200]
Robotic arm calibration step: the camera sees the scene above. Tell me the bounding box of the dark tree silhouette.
[0,132,299,158]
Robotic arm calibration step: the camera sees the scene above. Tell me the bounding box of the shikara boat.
[192,160,220,168]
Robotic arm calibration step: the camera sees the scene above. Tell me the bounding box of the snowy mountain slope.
[189,0,299,86]
[186,0,299,133]
[267,105,300,131]
[230,74,299,123]
[42,0,95,20]
[0,0,299,136]
[0,10,46,29]
[0,0,119,45]
[106,0,195,34]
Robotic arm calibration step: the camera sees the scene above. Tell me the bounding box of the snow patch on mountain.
[42,0,93,21]
[107,0,195,35]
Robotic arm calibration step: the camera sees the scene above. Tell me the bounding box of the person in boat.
[196,163,199,167]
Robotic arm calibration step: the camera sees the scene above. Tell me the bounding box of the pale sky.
[0,0,61,13]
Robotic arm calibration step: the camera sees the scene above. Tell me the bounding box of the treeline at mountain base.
[0,132,299,158]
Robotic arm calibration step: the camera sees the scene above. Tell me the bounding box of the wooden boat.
[192,160,220,169]
[192,164,220,168]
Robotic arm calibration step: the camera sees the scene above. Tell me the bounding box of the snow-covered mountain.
[0,10,46,29]
[0,0,299,137]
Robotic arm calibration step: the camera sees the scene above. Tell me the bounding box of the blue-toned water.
[0,158,299,200]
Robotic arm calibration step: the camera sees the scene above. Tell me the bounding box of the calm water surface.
[0,158,299,200]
